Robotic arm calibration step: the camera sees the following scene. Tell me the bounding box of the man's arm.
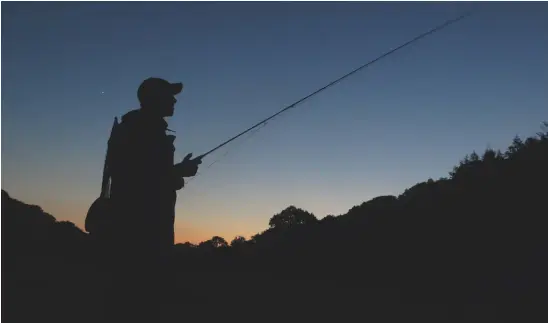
[173,173,185,191]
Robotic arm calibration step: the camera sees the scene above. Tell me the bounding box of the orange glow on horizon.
[31,198,259,245]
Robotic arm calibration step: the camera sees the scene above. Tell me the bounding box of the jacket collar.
[121,109,173,133]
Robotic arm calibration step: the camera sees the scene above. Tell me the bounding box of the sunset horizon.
[3,1,547,244]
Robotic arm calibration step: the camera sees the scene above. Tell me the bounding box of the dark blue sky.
[2,2,547,242]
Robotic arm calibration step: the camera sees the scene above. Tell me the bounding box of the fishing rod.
[191,11,472,164]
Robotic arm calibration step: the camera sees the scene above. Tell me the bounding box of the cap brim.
[170,82,183,95]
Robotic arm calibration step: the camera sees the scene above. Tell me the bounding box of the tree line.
[4,122,548,291]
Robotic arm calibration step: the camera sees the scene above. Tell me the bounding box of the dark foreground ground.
[4,253,547,323]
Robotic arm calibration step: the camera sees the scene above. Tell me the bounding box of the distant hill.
[2,189,89,261]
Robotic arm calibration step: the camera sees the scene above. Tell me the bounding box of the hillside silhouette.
[3,122,548,322]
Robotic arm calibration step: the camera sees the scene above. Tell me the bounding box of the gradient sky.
[2,2,547,244]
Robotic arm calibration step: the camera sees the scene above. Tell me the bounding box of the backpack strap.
[100,117,119,199]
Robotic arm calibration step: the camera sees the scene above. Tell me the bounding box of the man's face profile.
[145,93,177,117]
[158,95,177,117]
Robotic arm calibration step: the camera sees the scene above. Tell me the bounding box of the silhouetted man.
[107,77,201,255]
[98,78,201,318]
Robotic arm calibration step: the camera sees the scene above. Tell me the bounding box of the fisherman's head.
[137,77,183,117]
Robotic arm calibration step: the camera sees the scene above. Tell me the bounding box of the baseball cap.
[137,77,183,103]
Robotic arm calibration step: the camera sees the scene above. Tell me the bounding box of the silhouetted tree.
[175,242,197,250]
[199,236,228,249]
[211,236,228,248]
[506,135,524,157]
[230,236,247,247]
[268,206,317,229]
[321,215,336,223]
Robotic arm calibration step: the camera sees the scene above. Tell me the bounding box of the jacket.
[108,109,179,249]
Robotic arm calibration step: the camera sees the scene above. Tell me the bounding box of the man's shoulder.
[113,109,171,145]
[119,109,143,127]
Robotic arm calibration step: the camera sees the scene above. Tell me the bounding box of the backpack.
[85,117,119,235]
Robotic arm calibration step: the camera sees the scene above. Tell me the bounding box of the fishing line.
[185,121,270,185]
[188,11,472,180]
